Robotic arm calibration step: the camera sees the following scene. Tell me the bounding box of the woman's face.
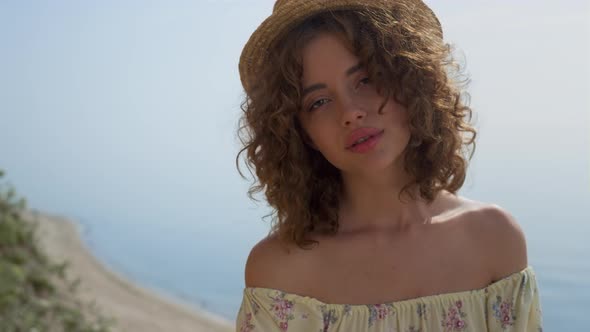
[296,32,412,175]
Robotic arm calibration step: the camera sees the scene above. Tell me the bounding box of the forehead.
[300,32,359,83]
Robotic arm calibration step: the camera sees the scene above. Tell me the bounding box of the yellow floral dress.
[236,266,543,331]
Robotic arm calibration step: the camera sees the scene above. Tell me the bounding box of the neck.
[337,166,449,234]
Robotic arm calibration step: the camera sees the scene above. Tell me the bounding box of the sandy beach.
[20,209,235,332]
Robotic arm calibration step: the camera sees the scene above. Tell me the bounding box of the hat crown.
[242,0,443,94]
[273,0,290,13]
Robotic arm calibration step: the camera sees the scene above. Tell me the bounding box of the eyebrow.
[301,62,363,99]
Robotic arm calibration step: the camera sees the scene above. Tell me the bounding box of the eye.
[308,98,330,112]
[357,77,371,88]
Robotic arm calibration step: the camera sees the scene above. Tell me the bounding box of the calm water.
[1,1,589,330]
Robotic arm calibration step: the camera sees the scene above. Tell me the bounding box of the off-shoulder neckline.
[244,265,534,308]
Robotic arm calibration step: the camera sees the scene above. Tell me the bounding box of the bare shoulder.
[465,203,529,282]
[244,233,307,290]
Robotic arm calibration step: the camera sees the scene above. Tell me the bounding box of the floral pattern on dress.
[238,291,260,332]
[441,300,467,331]
[367,303,395,327]
[236,267,543,331]
[343,304,352,317]
[239,312,255,332]
[251,299,260,315]
[268,292,296,331]
[318,305,339,332]
[492,296,516,329]
[416,303,428,320]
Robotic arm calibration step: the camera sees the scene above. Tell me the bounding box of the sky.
[0,0,589,240]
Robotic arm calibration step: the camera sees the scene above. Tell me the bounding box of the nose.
[340,95,367,126]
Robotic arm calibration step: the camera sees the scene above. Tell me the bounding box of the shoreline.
[21,209,234,332]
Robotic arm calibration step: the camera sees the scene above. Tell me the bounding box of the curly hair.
[235,4,477,250]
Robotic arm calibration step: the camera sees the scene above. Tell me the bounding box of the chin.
[338,154,401,175]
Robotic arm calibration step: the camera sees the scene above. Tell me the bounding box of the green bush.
[0,169,115,332]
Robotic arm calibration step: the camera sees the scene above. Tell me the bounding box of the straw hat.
[238,0,443,95]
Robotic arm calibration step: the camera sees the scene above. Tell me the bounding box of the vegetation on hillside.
[0,169,115,331]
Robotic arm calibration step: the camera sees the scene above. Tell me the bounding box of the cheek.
[380,102,411,145]
[303,117,329,146]
[384,102,410,133]
[387,100,408,121]
[309,128,333,151]
[306,125,344,162]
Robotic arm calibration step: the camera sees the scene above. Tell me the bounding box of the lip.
[345,127,384,149]
[347,130,384,153]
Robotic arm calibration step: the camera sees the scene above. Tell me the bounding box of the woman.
[235,1,543,331]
